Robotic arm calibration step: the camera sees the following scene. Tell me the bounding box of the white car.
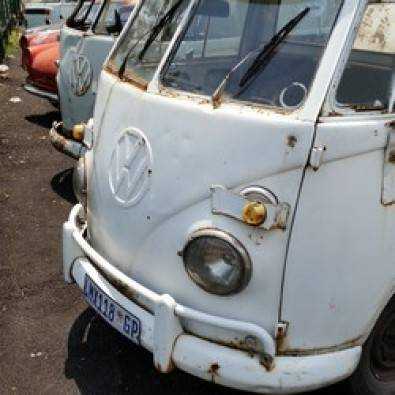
[62,0,395,393]
[24,0,77,28]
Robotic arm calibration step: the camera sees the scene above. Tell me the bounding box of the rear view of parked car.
[20,1,100,104]
[21,25,60,102]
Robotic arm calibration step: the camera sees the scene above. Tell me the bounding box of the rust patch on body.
[355,4,395,54]
[386,120,395,129]
[91,262,153,314]
[208,363,220,382]
[278,336,363,356]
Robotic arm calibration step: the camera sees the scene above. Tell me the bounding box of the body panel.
[58,0,395,392]
[281,117,395,352]
[281,0,395,353]
[88,70,316,337]
[27,42,59,93]
[21,26,60,95]
[58,28,115,130]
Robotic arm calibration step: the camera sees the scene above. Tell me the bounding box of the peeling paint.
[354,3,395,54]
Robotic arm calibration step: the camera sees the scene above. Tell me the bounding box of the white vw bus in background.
[62,0,395,393]
[50,0,135,150]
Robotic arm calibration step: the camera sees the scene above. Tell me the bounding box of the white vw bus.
[54,0,135,136]
[62,0,395,393]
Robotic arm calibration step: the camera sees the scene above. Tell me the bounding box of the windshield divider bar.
[148,0,200,94]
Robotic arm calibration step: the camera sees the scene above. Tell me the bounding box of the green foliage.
[0,0,21,61]
[5,27,20,56]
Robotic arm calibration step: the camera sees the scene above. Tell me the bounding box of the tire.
[350,295,395,395]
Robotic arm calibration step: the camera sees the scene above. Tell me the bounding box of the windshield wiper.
[118,29,151,77]
[138,0,184,61]
[212,7,310,107]
[118,0,183,78]
[239,7,310,89]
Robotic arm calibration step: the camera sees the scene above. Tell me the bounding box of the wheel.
[350,295,395,394]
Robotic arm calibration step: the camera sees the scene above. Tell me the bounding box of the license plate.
[83,275,141,345]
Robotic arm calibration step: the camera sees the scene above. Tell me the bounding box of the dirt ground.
[0,55,349,394]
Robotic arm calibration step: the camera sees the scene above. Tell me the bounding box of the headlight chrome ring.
[182,228,252,296]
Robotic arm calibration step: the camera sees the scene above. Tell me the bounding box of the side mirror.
[197,0,230,18]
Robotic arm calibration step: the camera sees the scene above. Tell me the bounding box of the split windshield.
[93,0,137,35]
[68,0,101,28]
[110,0,343,109]
[109,0,189,87]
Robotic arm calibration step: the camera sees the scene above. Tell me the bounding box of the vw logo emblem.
[70,53,92,97]
[109,128,153,207]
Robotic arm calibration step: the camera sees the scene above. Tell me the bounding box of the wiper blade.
[118,0,183,78]
[138,0,184,61]
[211,7,310,107]
[239,7,310,89]
[118,29,151,77]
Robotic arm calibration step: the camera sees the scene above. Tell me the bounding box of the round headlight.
[182,229,252,296]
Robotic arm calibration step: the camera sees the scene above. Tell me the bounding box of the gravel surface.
[0,55,349,395]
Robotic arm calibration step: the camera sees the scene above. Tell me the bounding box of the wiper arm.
[138,0,184,61]
[212,7,310,107]
[239,7,309,89]
[118,0,183,78]
[118,29,151,77]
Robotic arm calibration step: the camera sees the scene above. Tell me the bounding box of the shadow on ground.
[65,308,350,395]
[65,308,243,395]
[25,110,60,129]
[51,168,78,205]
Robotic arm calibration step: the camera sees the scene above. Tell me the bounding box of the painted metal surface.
[24,83,58,101]
[210,186,290,230]
[63,205,362,393]
[281,1,395,353]
[24,1,77,28]
[57,0,137,132]
[281,117,395,352]
[58,25,115,131]
[88,69,315,344]
[25,42,59,94]
[60,0,395,392]
[65,204,276,362]
[354,2,395,54]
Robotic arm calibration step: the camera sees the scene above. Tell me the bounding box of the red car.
[20,25,60,103]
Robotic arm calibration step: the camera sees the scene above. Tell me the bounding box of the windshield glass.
[94,0,136,35]
[68,0,101,28]
[108,0,190,88]
[162,0,343,109]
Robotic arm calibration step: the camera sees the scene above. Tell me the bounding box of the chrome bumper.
[49,122,85,159]
[24,83,58,103]
[63,204,362,394]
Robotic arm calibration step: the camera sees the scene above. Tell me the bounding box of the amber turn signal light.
[242,201,267,226]
[72,124,86,141]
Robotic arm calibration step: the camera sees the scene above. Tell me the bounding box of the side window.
[336,3,395,113]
